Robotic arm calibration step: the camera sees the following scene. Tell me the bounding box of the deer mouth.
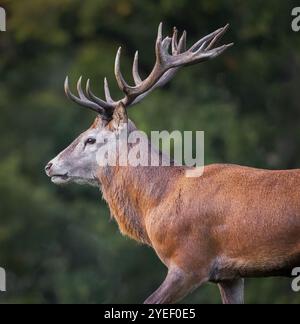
[51,174,70,185]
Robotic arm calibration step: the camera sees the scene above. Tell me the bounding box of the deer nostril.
[45,162,53,173]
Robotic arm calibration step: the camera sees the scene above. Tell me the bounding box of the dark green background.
[0,0,300,303]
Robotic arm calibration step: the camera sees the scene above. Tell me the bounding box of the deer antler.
[65,23,233,119]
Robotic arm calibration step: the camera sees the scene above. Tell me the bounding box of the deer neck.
[96,134,179,245]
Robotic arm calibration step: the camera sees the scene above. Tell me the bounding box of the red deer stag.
[45,23,300,304]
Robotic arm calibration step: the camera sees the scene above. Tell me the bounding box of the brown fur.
[98,160,300,282]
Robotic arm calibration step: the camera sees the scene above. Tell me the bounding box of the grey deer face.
[45,104,130,186]
[45,117,104,186]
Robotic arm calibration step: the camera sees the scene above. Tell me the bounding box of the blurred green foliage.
[0,0,300,303]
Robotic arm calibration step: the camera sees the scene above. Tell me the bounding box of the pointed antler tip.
[173,27,178,39]
[115,48,122,68]
[104,77,109,88]
[158,22,163,36]
[64,76,72,97]
[77,76,83,87]
[64,76,71,89]
[65,76,70,85]
[116,47,122,60]
[223,23,230,31]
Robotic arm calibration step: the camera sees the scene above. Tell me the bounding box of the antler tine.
[189,26,225,52]
[204,42,234,59]
[155,22,163,55]
[205,23,229,52]
[86,79,114,111]
[132,51,142,85]
[78,77,108,113]
[172,27,178,55]
[64,76,104,114]
[199,41,208,52]
[104,77,116,105]
[76,76,87,100]
[162,36,172,53]
[114,47,131,94]
[177,31,187,53]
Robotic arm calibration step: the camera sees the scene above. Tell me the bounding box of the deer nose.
[45,162,53,174]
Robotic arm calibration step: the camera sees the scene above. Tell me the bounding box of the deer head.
[45,23,232,186]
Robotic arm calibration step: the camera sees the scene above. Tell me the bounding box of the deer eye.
[85,138,96,145]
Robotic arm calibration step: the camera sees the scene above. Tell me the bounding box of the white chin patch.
[51,176,71,185]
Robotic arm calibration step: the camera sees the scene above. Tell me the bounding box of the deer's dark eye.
[85,138,96,145]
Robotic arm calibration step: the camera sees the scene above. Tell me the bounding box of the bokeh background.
[0,0,300,304]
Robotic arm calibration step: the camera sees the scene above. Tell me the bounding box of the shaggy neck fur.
[96,123,184,245]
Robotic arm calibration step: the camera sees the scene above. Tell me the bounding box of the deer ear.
[110,102,128,130]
